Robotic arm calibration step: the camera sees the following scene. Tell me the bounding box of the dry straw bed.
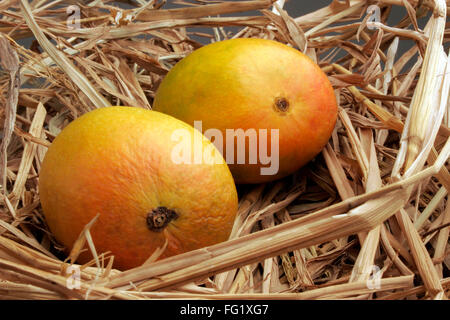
[0,0,449,300]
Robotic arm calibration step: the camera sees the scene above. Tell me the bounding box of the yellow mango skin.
[39,107,238,270]
[153,38,338,184]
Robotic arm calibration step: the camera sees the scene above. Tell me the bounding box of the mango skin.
[153,38,338,184]
[39,107,238,270]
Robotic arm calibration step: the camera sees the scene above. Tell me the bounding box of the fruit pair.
[39,38,337,270]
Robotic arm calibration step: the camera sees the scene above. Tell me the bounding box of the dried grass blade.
[367,22,428,45]
[350,130,382,283]
[380,224,414,276]
[399,1,448,174]
[0,34,19,195]
[64,214,100,266]
[10,103,46,208]
[395,208,445,298]
[338,108,369,181]
[322,143,355,200]
[278,209,314,288]
[275,3,307,52]
[304,1,365,38]
[433,202,450,277]
[427,147,450,192]
[13,126,51,148]
[414,186,447,230]
[136,0,275,21]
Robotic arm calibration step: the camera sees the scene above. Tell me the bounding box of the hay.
[0,0,449,300]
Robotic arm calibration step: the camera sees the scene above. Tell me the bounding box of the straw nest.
[0,0,449,300]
